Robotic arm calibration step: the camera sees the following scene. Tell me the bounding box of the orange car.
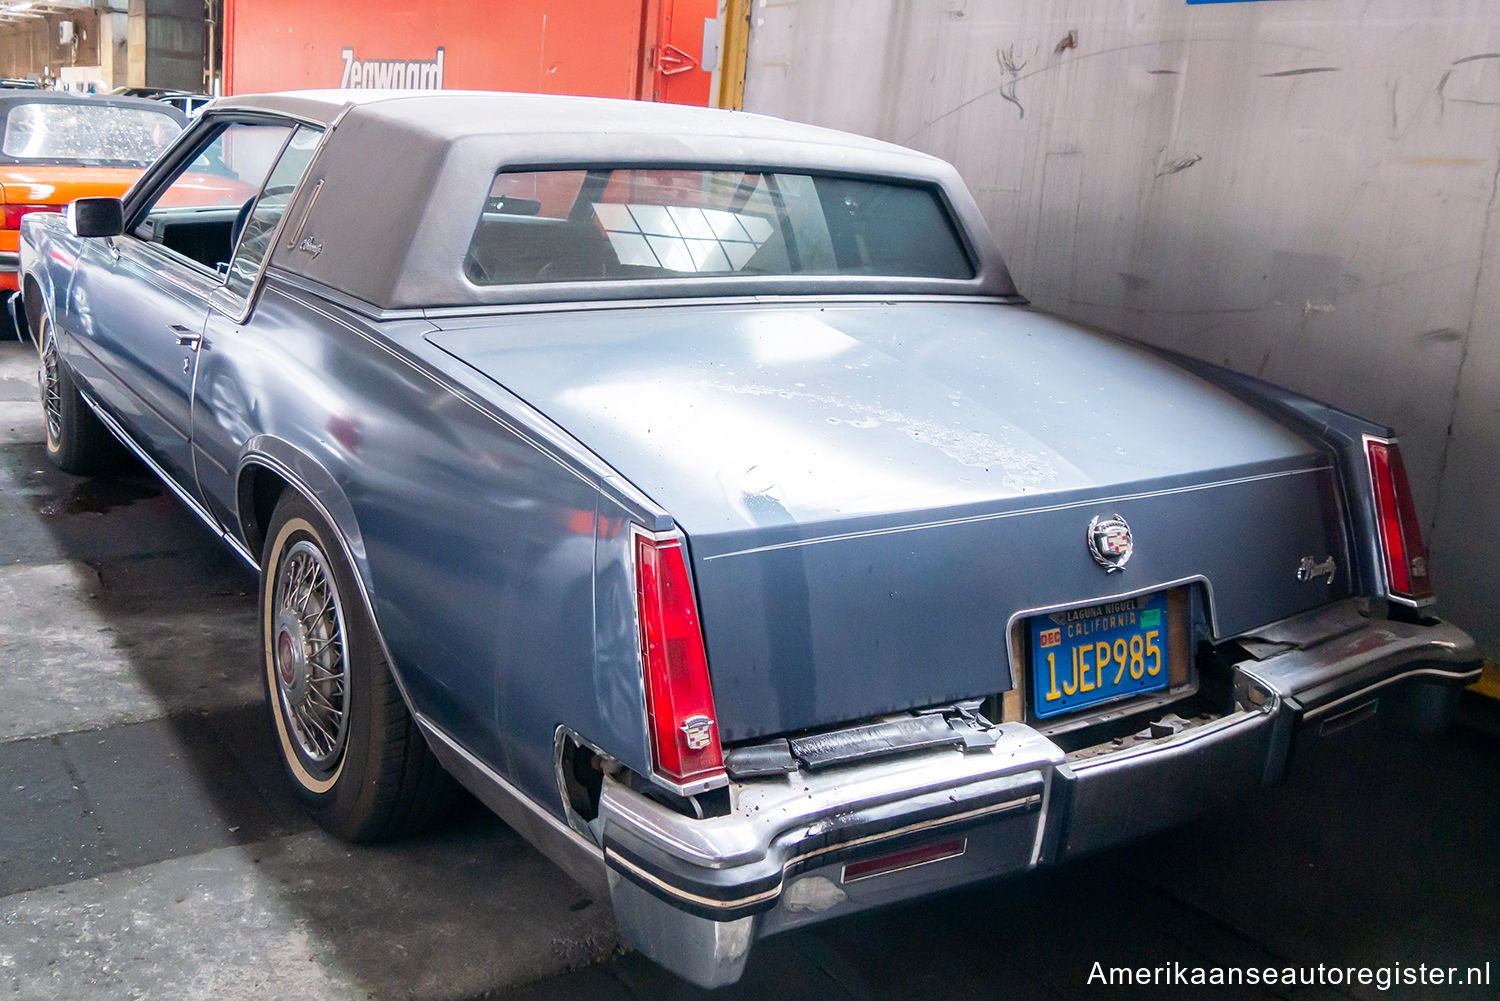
[0,91,185,296]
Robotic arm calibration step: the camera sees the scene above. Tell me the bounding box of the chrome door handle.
[170,324,202,348]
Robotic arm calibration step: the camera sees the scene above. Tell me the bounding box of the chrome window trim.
[111,234,224,301]
[113,111,332,328]
[211,124,332,326]
[419,292,1022,322]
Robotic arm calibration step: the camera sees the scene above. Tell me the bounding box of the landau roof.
[209,90,1018,312]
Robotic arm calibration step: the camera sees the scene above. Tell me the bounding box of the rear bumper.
[598,602,1478,987]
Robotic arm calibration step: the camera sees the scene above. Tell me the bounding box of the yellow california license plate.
[1030,593,1170,719]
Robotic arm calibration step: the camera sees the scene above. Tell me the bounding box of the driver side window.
[133,121,292,274]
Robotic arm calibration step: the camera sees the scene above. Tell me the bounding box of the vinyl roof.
[212,91,1017,310]
[215,89,929,157]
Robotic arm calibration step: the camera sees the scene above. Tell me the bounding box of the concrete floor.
[1,339,1496,1000]
[0,341,615,1000]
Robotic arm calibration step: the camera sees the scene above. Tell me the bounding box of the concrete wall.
[0,10,100,82]
[743,0,1500,655]
[127,0,204,91]
[100,10,130,90]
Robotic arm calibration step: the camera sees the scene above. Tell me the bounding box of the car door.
[74,118,294,489]
[192,124,324,532]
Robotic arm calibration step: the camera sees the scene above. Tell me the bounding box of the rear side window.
[465,167,974,286]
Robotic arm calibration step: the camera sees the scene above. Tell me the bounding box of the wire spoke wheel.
[260,494,458,840]
[271,539,351,770]
[40,334,62,446]
[35,315,115,474]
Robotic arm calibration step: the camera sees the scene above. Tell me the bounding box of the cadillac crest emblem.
[1087,514,1133,573]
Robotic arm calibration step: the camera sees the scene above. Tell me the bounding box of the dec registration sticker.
[1030,593,1169,719]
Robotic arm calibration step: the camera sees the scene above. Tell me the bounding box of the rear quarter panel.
[201,281,654,811]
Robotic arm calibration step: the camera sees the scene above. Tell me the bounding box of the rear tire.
[260,491,457,841]
[39,315,118,474]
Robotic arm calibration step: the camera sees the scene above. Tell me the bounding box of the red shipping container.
[223,0,718,106]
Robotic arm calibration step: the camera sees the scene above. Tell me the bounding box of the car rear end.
[392,122,1477,986]
[0,93,182,295]
[498,325,1470,990]
[423,296,1482,986]
[584,398,1475,985]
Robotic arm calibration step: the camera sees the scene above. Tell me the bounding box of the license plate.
[1030,592,1170,719]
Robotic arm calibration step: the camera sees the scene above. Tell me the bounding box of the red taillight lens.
[2,203,62,230]
[842,837,967,883]
[1366,439,1433,604]
[634,534,725,786]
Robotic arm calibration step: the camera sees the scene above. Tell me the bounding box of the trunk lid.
[427,301,1349,740]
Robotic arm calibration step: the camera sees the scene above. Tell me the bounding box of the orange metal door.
[648,0,718,106]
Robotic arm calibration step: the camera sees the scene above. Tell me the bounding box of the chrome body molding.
[78,387,258,571]
[699,466,1327,564]
[415,712,608,900]
[1235,598,1477,714]
[598,606,1477,988]
[603,721,1062,873]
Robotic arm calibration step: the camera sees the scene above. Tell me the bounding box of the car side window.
[224,125,323,298]
[132,121,292,274]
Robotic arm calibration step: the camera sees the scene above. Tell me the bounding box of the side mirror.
[66,197,124,238]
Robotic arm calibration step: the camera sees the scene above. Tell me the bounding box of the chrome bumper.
[600,603,1478,987]
[5,289,26,344]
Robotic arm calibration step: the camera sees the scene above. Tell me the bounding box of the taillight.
[1365,438,1433,604]
[3,203,62,230]
[634,533,725,787]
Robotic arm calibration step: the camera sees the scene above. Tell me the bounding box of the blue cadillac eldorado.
[14,90,1479,986]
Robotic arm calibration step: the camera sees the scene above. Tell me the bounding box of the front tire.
[39,315,117,474]
[260,492,456,841]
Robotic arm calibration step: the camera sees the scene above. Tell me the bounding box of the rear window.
[464,167,974,286]
[1,102,181,166]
